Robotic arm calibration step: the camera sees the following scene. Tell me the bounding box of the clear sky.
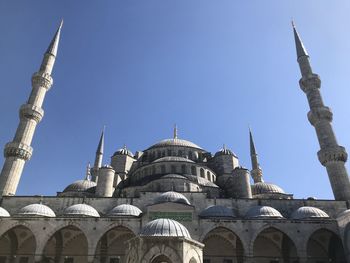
[0,1,350,199]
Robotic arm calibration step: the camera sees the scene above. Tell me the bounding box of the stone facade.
[1,22,350,263]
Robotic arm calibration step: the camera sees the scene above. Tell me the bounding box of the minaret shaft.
[0,22,62,196]
[294,24,350,200]
[249,128,263,183]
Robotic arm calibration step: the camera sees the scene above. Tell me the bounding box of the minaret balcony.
[318,146,348,166]
[299,73,321,93]
[4,142,33,160]
[19,104,44,123]
[307,107,333,125]
[31,72,53,90]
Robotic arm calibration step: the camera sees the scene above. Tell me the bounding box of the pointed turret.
[94,128,105,168]
[173,124,178,139]
[249,128,263,183]
[85,162,91,181]
[293,22,350,200]
[46,19,63,57]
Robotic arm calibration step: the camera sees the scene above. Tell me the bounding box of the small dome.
[148,138,202,150]
[153,156,195,163]
[214,146,236,157]
[140,218,191,238]
[154,191,190,205]
[292,206,329,220]
[246,206,283,219]
[63,204,100,217]
[200,205,236,219]
[63,180,96,193]
[113,146,134,157]
[108,204,142,217]
[18,204,56,217]
[0,207,10,217]
[252,182,285,195]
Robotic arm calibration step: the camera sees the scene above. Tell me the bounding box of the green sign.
[149,211,193,222]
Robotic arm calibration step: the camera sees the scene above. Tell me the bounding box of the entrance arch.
[307,228,346,263]
[151,254,172,263]
[0,225,36,263]
[42,225,88,263]
[203,227,244,263]
[95,226,135,263]
[253,227,298,263]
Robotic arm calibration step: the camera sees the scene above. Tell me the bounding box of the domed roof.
[140,218,191,238]
[63,204,100,217]
[251,182,285,195]
[149,138,202,150]
[113,145,134,157]
[18,203,56,217]
[0,207,10,217]
[108,204,142,217]
[292,206,329,220]
[154,191,190,205]
[246,206,284,219]
[200,205,236,219]
[214,146,236,157]
[153,156,194,163]
[63,179,96,193]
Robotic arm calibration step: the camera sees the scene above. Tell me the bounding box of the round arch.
[202,227,244,263]
[307,228,346,263]
[95,225,136,263]
[151,254,172,263]
[252,226,298,263]
[0,225,36,263]
[42,225,88,263]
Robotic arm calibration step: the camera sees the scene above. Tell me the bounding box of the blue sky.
[0,1,350,199]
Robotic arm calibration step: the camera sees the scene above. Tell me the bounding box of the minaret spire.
[85,162,91,181]
[293,22,350,200]
[91,128,105,182]
[249,128,263,183]
[0,21,63,196]
[173,124,178,139]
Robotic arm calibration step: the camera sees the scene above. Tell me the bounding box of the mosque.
[0,20,350,263]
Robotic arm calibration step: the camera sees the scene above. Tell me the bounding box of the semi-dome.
[108,204,142,217]
[63,179,96,193]
[18,203,56,217]
[140,218,191,238]
[154,191,190,205]
[251,182,285,195]
[200,205,236,219]
[292,206,329,220]
[148,138,202,150]
[113,145,134,157]
[246,206,284,219]
[153,156,194,163]
[63,204,100,217]
[214,146,236,157]
[0,207,10,217]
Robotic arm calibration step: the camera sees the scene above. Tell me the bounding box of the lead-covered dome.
[108,204,142,217]
[154,191,190,205]
[149,138,202,150]
[252,182,285,195]
[18,203,56,217]
[140,218,191,238]
[246,206,283,219]
[63,179,96,193]
[63,204,100,217]
[200,205,236,219]
[153,156,194,163]
[292,206,329,220]
[0,207,10,217]
[113,145,134,157]
[214,146,236,157]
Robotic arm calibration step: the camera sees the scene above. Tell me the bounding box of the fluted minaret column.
[249,128,263,183]
[293,22,350,200]
[0,21,63,196]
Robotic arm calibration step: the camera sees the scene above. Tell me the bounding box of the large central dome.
[148,138,202,150]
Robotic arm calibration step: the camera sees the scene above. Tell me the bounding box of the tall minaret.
[293,22,350,200]
[249,128,263,183]
[91,129,104,182]
[0,21,63,196]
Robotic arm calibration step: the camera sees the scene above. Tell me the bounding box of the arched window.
[171,165,176,173]
[161,165,166,174]
[207,171,211,181]
[178,150,183,157]
[191,166,197,175]
[157,150,161,158]
[200,168,205,178]
[167,149,171,156]
[188,151,193,160]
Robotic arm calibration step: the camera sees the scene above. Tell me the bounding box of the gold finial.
[173,124,178,139]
